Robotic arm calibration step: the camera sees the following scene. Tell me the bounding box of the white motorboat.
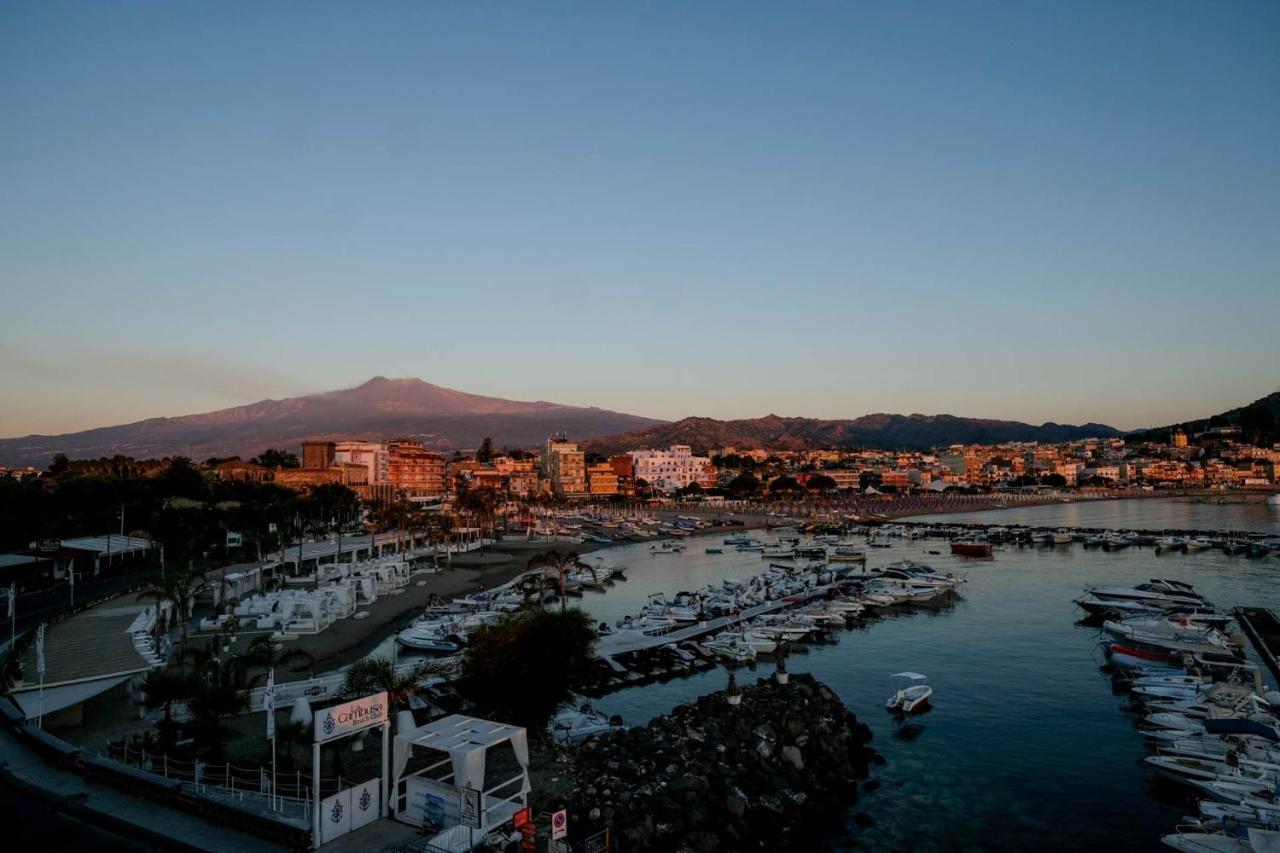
[714,630,778,655]
[549,704,625,744]
[886,672,932,714]
[704,638,757,663]
[396,629,461,653]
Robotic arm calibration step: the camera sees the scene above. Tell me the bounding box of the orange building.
[387,439,446,496]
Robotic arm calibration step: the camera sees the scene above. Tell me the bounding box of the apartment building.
[387,439,446,497]
[543,438,587,496]
[628,445,714,493]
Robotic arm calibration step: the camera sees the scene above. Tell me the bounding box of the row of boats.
[1074,579,1280,850]
[899,521,1280,558]
[622,559,965,663]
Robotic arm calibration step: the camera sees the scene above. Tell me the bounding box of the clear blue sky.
[3,1,1278,437]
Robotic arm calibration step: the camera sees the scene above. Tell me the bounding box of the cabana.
[391,714,529,848]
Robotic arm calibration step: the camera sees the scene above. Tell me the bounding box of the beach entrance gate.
[391,714,530,851]
[311,691,390,848]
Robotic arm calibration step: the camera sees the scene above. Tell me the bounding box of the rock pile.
[557,673,877,852]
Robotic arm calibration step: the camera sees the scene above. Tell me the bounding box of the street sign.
[585,828,610,853]
[512,806,531,829]
[551,808,568,840]
[460,785,482,829]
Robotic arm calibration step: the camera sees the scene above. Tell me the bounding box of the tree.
[48,453,70,477]
[477,437,495,464]
[179,641,250,757]
[678,481,703,497]
[140,667,197,751]
[726,473,761,497]
[806,474,837,491]
[458,608,598,731]
[339,656,441,714]
[137,566,208,647]
[769,475,801,494]
[525,550,591,611]
[241,636,314,683]
[1040,473,1067,488]
[250,449,299,469]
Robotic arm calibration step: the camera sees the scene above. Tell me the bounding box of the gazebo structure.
[391,714,529,849]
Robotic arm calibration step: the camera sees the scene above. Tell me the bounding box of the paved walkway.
[0,722,287,852]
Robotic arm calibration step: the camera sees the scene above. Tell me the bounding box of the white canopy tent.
[392,714,529,839]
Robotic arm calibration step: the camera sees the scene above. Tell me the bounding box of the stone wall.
[553,673,878,852]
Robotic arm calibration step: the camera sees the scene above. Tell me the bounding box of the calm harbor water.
[568,499,1280,851]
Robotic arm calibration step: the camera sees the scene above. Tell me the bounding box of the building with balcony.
[387,439,446,497]
[543,438,587,496]
[628,445,714,493]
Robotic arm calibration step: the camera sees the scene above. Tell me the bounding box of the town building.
[301,440,336,469]
[387,439,446,497]
[543,438,587,496]
[334,441,389,485]
[587,462,619,496]
[628,445,714,493]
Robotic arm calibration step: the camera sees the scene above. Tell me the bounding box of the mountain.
[1130,390,1280,443]
[586,413,1123,455]
[0,377,663,466]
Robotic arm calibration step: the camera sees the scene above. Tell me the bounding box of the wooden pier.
[1234,607,1280,685]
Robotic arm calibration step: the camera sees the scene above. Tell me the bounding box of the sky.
[3,1,1278,437]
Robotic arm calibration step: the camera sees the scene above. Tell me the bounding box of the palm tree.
[136,567,208,649]
[525,550,590,612]
[339,656,442,716]
[241,636,314,683]
[140,667,196,751]
[185,652,250,759]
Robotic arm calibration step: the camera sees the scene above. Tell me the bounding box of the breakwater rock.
[560,673,876,852]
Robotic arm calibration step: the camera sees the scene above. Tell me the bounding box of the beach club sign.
[315,692,388,743]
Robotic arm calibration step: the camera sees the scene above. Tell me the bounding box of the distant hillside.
[0,377,663,467]
[586,413,1122,455]
[1131,390,1280,443]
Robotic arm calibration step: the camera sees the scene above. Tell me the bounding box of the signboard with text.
[460,785,482,829]
[314,691,388,743]
[551,808,568,840]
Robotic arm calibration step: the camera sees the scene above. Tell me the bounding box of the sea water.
[575,499,1280,851]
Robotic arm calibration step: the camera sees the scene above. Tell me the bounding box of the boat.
[885,672,932,714]
[396,626,462,653]
[704,638,757,663]
[950,540,993,558]
[705,547,724,554]
[1268,494,1280,507]
[651,541,685,554]
[549,704,625,744]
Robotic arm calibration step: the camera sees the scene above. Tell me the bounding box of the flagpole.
[36,623,46,728]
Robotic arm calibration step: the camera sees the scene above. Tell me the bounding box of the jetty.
[1234,606,1280,684]
[596,596,791,658]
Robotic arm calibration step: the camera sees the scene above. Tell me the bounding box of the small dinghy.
[886,672,932,714]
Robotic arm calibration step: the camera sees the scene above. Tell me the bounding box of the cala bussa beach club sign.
[314,692,389,743]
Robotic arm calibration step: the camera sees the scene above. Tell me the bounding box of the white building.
[628,445,713,493]
[335,441,389,485]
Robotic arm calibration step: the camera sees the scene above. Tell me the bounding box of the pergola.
[391,714,529,844]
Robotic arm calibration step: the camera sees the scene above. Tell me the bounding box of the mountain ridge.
[584,412,1123,455]
[0,377,663,466]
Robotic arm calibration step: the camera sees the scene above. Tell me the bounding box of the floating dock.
[1235,607,1280,684]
